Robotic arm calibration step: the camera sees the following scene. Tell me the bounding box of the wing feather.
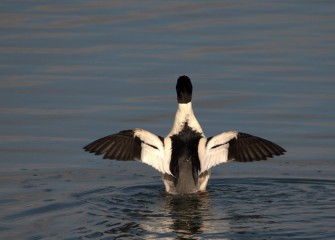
[84,128,172,175]
[199,131,286,173]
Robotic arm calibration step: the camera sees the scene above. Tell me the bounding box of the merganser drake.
[84,76,286,195]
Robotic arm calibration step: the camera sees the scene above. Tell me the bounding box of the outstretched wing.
[83,128,172,175]
[198,131,286,173]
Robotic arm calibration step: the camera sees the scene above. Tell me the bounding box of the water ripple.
[65,178,335,239]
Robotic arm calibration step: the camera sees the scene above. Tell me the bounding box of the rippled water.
[2,177,335,239]
[78,178,335,240]
[1,1,335,239]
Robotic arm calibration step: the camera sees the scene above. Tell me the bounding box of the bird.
[83,76,286,195]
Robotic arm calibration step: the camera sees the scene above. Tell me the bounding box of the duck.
[84,75,286,195]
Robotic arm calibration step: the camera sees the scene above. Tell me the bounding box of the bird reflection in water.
[162,191,212,239]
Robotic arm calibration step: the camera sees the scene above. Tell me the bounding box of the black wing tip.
[83,130,143,161]
[83,145,90,151]
[83,143,98,153]
[83,147,103,156]
[231,132,287,162]
[83,145,92,152]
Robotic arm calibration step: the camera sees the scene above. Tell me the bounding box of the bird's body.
[84,76,286,195]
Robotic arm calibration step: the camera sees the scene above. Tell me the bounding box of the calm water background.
[1,1,335,239]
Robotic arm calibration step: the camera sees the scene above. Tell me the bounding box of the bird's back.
[168,123,203,194]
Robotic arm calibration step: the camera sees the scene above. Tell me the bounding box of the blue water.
[1,1,335,239]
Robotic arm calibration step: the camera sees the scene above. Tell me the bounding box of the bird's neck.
[168,102,204,136]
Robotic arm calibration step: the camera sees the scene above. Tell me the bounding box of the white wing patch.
[198,131,238,174]
[134,129,172,175]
